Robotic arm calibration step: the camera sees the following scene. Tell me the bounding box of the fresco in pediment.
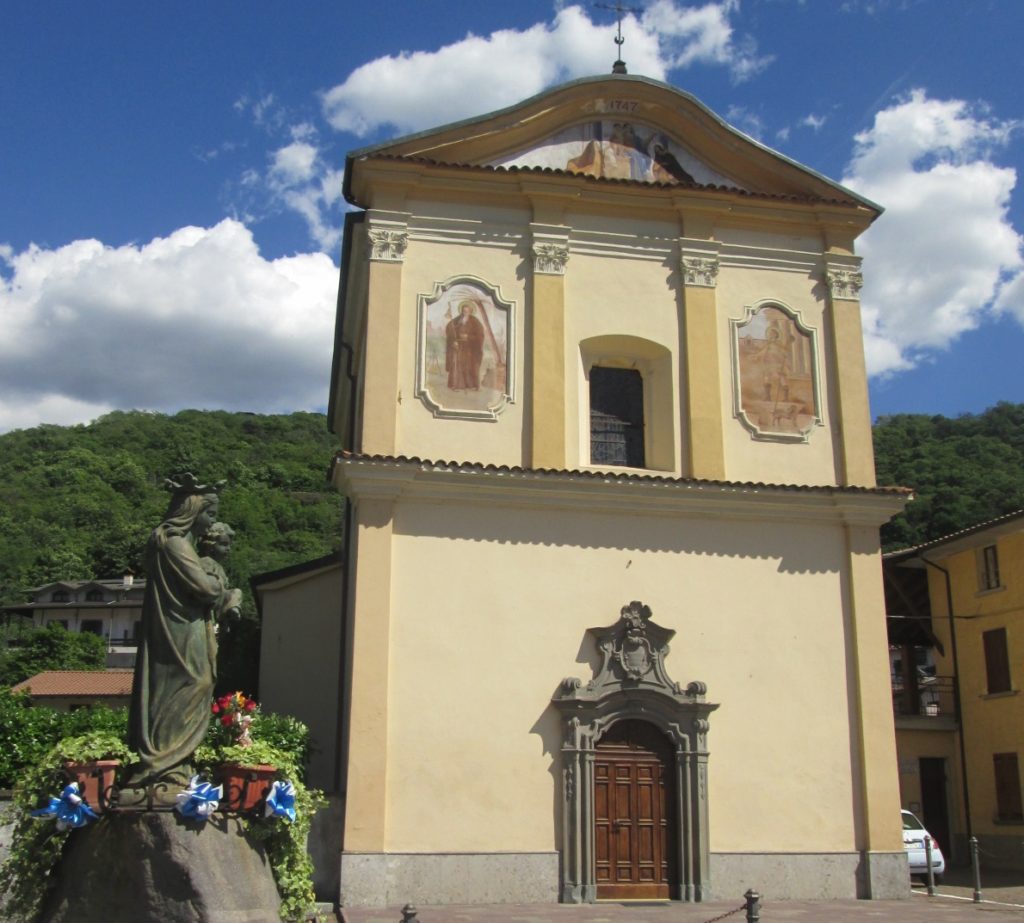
[491,120,740,187]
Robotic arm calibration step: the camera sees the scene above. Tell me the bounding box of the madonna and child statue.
[126,474,242,797]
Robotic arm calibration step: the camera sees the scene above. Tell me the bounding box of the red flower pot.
[63,759,119,813]
[219,763,276,812]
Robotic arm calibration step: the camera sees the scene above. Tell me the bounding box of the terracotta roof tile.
[359,153,862,208]
[334,451,912,498]
[11,670,134,697]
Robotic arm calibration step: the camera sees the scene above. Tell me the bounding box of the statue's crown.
[165,473,224,497]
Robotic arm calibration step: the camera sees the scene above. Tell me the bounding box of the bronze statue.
[127,475,237,790]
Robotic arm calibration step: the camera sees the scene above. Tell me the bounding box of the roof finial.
[595,1,642,74]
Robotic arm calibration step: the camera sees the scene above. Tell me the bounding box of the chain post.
[744,888,761,922]
[924,835,936,895]
[971,836,982,903]
[400,903,418,923]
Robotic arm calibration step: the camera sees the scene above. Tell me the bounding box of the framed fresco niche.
[730,300,822,442]
[415,276,515,421]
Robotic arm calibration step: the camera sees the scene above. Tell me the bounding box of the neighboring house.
[264,72,911,907]
[10,669,134,712]
[886,509,1024,870]
[253,552,344,792]
[2,576,144,667]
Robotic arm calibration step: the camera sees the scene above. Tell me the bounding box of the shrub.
[0,695,322,922]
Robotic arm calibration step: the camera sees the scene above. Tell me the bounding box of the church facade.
[322,73,910,906]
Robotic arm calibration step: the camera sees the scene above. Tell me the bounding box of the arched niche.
[579,336,675,472]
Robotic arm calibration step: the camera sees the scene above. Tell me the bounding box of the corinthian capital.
[682,256,719,288]
[826,267,863,301]
[367,228,408,262]
[532,242,569,275]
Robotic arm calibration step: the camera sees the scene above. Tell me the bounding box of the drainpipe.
[921,555,974,851]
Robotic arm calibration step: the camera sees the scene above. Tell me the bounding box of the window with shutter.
[983,628,1012,694]
[994,753,1023,821]
[980,544,1001,591]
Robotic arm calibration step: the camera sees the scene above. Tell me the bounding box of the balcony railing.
[892,675,956,719]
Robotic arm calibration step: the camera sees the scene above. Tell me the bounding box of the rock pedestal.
[38,812,281,923]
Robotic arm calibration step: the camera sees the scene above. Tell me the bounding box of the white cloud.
[228,122,347,253]
[0,220,338,433]
[842,90,1023,377]
[271,141,319,185]
[322,2,770,137]
[726,105,766,141]
[644,0,772,80]
[234,92,283,131]
[264,126,347,252]
[799,113,826,131]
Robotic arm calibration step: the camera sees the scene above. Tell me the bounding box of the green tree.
[0,624,107,686]
[874,402,1024,551]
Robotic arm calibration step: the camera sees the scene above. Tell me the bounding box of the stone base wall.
[709,851,910,900]
[339,852,560,907]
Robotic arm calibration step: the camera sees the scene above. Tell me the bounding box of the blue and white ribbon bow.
[174,775,222,821]
[31,782,99,831]
[264,780,296,822]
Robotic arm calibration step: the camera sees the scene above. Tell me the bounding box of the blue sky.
[2,0,1022,433]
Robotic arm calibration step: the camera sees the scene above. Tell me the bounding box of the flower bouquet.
[211,691,258,747]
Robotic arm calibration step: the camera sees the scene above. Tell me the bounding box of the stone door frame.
[553,601,718,903]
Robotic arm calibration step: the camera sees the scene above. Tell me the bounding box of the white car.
[902,809,945,880]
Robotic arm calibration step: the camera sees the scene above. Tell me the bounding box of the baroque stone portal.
[553,601,718,903]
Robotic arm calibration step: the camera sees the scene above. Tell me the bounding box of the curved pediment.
[345,74,879,213]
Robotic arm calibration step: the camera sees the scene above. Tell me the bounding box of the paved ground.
[338,868,1024,922]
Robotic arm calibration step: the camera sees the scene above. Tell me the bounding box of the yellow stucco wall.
[362,206,864,489]
[258,564,344,791]
[342,496,891,855]
[716,265,836,485]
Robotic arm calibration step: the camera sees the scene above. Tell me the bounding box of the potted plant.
[58,730,135,814]
[206,692,277,812]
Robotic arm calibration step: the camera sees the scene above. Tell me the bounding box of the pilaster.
[825,256,876,487]
[529,224,569,469]
[360,211,409,456]
[342,496,397,851]
[680,238,726,480]
[843,525,904,872]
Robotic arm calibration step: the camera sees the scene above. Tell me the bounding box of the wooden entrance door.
[594,720,676,899]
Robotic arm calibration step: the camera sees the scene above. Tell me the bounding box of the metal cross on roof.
[594,1,644,74]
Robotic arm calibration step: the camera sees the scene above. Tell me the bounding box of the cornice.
[386,215,840,272]
[333,454,909,528]
[351,158,875,236]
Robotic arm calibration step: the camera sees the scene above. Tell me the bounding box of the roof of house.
[884,508,1024,562]
[11,670,134,698]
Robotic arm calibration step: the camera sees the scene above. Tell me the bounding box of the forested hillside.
[874,401,1024,551]
[1,402,1021,602]
[0,410,343,609]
